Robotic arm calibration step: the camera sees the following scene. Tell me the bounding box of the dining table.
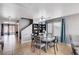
[41,37,56,52]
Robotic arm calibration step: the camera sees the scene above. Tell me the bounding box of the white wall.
[65,14,79,36]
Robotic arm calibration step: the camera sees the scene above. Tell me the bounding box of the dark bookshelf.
[32,23,46,37]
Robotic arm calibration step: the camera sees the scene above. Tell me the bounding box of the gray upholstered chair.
[69,35,79,55]
[41,33,58,54]
[0,37,4,50]
[31,34,46,53]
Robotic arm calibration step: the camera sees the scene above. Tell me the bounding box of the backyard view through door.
[3,24,16,35]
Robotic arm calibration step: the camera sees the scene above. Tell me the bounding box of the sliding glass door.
[3,24,16,35]
[9,25,15,35]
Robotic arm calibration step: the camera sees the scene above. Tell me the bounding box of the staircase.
[21,24,32,43]
[19,18,33,43]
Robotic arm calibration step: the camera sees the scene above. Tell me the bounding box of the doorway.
[3,24,16,35]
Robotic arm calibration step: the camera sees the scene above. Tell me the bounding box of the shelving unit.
[31,23,46,54]
[32,24,46,37]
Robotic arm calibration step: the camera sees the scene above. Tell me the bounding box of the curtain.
[60,19,66,43]
[1,24,4,36]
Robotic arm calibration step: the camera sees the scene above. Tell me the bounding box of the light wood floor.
[0,35,73,55]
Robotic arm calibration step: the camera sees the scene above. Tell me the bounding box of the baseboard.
[21,40,31,44]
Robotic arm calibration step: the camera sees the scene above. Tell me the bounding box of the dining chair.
[69,35,79,55]
[0,38,4,50]
[31,35,46,54]
[42,33,58,54]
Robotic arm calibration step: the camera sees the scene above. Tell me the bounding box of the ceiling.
[0,3,79,20]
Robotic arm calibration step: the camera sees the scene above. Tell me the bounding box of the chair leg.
[31,40,35,52]
[43,47,47,53]
[31,43,35,52]
[56,43,58,51]
[45,43,48,53]
[38,47,41,55]
[1,43,4,50]
[54,43,56,54]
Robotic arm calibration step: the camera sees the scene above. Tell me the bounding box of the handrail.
[20,19,33,31]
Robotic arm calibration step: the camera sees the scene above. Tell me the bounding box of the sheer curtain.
[47,21,61,42]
